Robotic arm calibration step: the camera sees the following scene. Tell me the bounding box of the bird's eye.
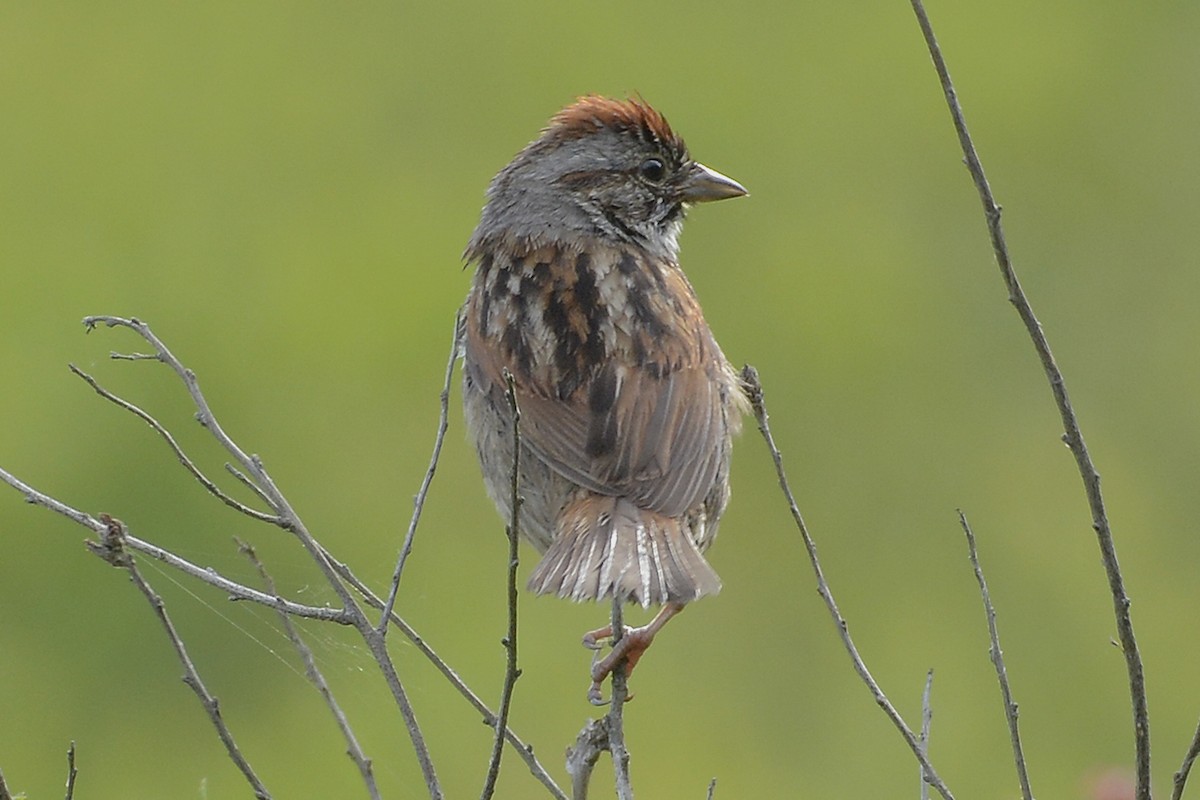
[639,158,666,183]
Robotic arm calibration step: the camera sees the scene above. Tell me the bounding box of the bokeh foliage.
[3,1,1200,798]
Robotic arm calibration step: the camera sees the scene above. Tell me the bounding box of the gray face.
[468,122,693,262]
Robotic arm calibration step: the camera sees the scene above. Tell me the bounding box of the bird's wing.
[465,322,736,518]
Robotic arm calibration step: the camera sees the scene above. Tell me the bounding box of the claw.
[587,681,608,706]
[582,624,614,651]
[580,603,684,703]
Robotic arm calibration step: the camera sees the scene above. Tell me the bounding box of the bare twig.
[566,719,608,800]
[608,598,634,800]
[82,316,445,799]
[3,459,348,623]
[564,598,634,800]
[958,511,1034,800]
[3,454,565,798]
[741,365,954,800]
[327,559,568,800]
[919,670,934,800]
[706,777,717,800]
[225,462,275,508]
[90,515,271,800]
[0,761,12,800]
[64,741,78,800]
[68,363,278,524]
[907,5,1149,797]
[90,317,442,796]
[2,316,571,798]
[481,370,524,800]
[380,307,462,631]
[1172,717,1200,800]
[239,541,380,800]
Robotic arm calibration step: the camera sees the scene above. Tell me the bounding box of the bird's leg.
[583,602,685,705]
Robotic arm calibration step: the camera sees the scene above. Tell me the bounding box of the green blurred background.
[3,1,1199,797]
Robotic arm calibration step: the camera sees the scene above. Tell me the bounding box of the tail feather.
[528,494,721,607]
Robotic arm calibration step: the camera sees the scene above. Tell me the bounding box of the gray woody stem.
[742,365,955,800]
[908,4,1149,798]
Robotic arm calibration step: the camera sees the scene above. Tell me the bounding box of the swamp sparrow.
[461,96,746,702]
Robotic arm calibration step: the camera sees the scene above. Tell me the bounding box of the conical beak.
[683,162,748,203]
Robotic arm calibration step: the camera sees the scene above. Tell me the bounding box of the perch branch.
[742,365,954,800]
[563,597,634,800]
[608,598,634,800]
[907,4,1149,797]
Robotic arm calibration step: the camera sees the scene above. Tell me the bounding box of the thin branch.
[919,670,934,800]
[481,370,524,799]
[741,365,954,800]
[2,461,564,799]
[607,598,634,800]
[82,316,444,799]
[64,741,78,800]
[566,719,608,800]
[90,515,271,800]
[0,463,107,533]
[380,307,462,631]
[1172,717,1200,800]
[328,558,568,800]
[563,599,634,800]
[225,462,275,508]
[3,463,349,621]
[68,363,279,524]
[907,5,1149,797]
[707,778,717,800]
[958,511,1033,800]
[0,762,11,800]
[239,541,380,800]
[83,317,266,495]
[2,317,571,798]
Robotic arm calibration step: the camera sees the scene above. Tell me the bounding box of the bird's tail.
[527,493,721,608]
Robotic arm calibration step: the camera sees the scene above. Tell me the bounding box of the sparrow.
[461,95,747,702]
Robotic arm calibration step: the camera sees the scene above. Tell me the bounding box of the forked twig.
[82,315,445,799]
[2,316,569,799]
[326,559,567,799]
[563,597,634,800]
[907,4,1149,797]
[69,364,278,524]
[742,365,954,800]
[239,541,380,800]
[90,515,271,800]
[381,307,462,631]
[958,512,1033,800]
